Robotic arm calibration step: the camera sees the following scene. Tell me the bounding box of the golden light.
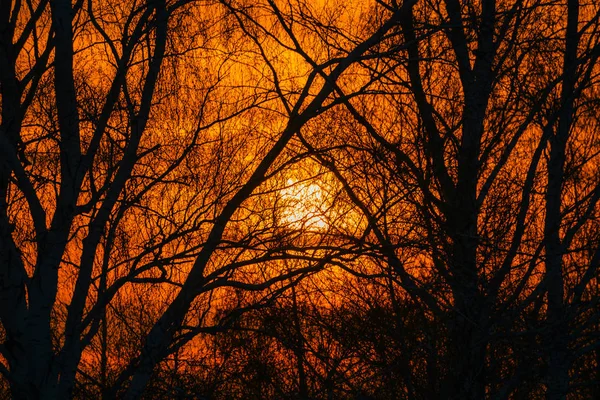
[279,178,329,230]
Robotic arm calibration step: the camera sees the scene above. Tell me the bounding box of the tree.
[299,0,600,398]
[0,0,416,398]
[4,0,600,398]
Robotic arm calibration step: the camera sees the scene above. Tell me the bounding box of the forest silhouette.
[1,0,600,398]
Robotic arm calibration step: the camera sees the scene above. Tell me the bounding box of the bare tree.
[298,0,600,398]
[0,0,418,398]
[5,0,600,398]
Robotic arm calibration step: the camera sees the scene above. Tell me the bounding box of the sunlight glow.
[279,179,329,230]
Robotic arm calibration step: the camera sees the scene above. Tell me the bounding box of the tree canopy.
[1,0,600,398]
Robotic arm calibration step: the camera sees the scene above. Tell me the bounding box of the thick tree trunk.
[544,1,579,399]
[446,210,487,400]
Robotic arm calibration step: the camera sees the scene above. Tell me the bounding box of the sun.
[279,178,329,230]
